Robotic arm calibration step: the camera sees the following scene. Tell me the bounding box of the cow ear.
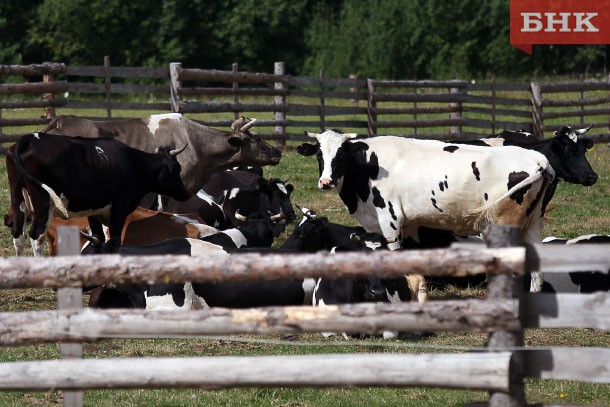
[228,136,243,147]
[297,143,317,156]
[584,139,595,151]
[285,183,294,194]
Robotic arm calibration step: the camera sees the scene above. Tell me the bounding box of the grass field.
[0,112,609,406]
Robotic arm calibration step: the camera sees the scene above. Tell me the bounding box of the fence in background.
[0,225,609,407]
[1,61,610,144]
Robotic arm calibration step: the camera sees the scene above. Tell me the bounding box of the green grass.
[0,107,609,406]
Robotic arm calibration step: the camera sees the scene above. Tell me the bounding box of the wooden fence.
[1,61,610,144]
[0,225,609,407]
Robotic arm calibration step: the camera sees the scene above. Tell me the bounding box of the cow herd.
[3,113,607,338]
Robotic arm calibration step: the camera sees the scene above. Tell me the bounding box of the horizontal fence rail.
[0,247,526,288]
[2,61,610,144]
[0,353,512,392]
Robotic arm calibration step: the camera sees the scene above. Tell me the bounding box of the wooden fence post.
[449,86,464,137]
[274,61,286,147]
[366,79,376,137]
[57,226,84,407]
[485,224,526,407]
[530,82,544,139]
[42,61,56,120]
[319,69,326,131]
[104,56,112,119]
[169,62,182,113]
[232,63,239,121]
[491,74,497,135]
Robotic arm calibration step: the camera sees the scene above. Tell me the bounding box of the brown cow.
[46,207,219,256]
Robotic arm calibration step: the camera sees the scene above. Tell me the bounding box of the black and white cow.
[460,125,598,187]
[541,234,610,293]
[87,212,311,309]
[281,205,428,302]
[6,132,189,255]
[313,232,412,339]
[298,129,558,292]
[171,170,295,236]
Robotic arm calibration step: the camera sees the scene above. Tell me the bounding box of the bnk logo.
[510,0,610,54]
[521,13,599,33]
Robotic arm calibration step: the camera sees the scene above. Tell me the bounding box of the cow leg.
[524,220,544,293]
[105,213,128,253]
[10,208,27,256]
[7,162,28,255]
[25,187,52,257]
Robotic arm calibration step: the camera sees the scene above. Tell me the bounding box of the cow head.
[233,211,278,247]
[153,145,190,201]
[226,116,282,167]
[551,125,598,186]
[297,129,359,189]
[269,178,296,222]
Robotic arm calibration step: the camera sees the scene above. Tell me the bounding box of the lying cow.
[541,234,610,293]
[6,133,189,255]
[44,207,219,256]
[313,232,412,339]
[298,129,557,292]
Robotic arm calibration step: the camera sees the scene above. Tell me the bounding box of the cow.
[313,232,412,339]
[167,189,231,230]
[282,206,427,302]
[41,114,282,210]
[6,132,189,256]
[459,125,598,187]
[86,213,312,310]
[541,234,610,293]
[157,169,295,236]
[203,170,296,224]
[44,207,219,256]
[297,129,558,292]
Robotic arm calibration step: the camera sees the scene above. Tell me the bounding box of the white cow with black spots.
[298,130,557,292]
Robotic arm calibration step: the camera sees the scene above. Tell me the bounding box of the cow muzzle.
[318,178,335,190]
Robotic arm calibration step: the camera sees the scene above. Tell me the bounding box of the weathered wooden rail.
[1,61,610,144]
[0,225,609,407]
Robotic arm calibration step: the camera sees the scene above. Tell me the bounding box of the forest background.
[2,0,609,79]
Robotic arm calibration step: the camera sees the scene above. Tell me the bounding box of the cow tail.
[464,167,551,231]
[12,135,69,219]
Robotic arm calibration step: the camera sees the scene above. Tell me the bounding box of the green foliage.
[0,0,607,78]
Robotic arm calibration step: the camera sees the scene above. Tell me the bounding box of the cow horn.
[240,118,257,132]
[169,144,188,156]
[234,210,247,222]
[268,211,284,221]
[576,124,593,135]
[305,131,318,139]
[231,116,246,130]
[385,236,398,244]
[350,233,361,242]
